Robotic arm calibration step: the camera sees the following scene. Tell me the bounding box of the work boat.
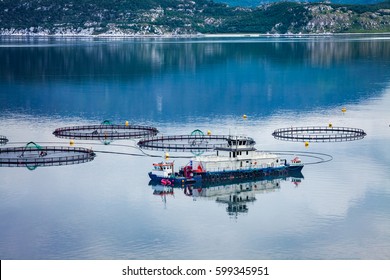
[148,161,193,186]
[148,135,304,186]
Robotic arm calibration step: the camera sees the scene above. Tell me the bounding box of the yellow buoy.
[207,130,211,136]
[341,107,346,113]
[328,123,333,128]
[304,141,309,147]
[70,139,75,146]
[243,114,247,119]
[125,120,129,126]
[164,152,169,160]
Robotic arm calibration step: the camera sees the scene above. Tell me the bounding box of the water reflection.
[151,184,175,209]
[150,173,303,218]
[191,175,303,218]
[1,36,390,121]
[1,37,390,259]
[0,135,8,145]
[1,37,389,82]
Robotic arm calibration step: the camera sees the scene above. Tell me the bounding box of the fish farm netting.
[272,126,367,142]
[53,124,158,140]
[0,142,96,168]
[137,135,254,152]
[0,135,8,145]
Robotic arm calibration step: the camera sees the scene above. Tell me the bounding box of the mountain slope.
[0,0,389,35]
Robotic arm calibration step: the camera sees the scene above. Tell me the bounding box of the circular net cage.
[272,126,367,142]
[53,121,158,143]
[0,142,96,170]
[0,135,8,146]
[138,132,255,154]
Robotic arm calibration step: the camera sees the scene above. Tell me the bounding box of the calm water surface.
[0,35,390,259]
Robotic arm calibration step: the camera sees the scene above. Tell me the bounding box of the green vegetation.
[0,0,389,35]
[213,2,311,34]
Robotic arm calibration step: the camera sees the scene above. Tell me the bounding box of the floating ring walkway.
[138,134,253,152]
[0,135,8,145]
[0,142,96,169]
[272,126,367,142]
[53,123,158,141]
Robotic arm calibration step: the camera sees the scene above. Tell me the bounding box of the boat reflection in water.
[189,173,303,217]
[150,172,303,216]
[151,184,175,208]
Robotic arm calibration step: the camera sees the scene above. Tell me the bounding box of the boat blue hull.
[198,165,303,183]
[148,164,303,186]
[148,172,199,186]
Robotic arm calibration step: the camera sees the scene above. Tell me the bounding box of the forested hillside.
[0,0,389,35]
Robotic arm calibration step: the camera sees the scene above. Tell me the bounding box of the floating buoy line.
[272,126,367,142]
[1,139,334,166]
[4,121,366,170]
[3,141,190,159]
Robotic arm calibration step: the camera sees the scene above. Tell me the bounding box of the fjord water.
[1,35,390,259]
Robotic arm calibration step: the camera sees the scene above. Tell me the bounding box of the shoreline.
[1,32,390,39]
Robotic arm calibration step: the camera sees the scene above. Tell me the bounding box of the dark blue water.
[1,35,390,259]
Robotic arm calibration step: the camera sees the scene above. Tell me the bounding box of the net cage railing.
[137,135,253,152]
[0,146,96,167]
[272,126,367,142]
[53,124,158,140]
[0,135,8,145]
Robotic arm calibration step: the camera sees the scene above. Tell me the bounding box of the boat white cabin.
[151,162,174,178]
[190,136,286,173]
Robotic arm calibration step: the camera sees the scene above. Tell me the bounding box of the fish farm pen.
[0,135,8,145]
[0,142,96,168]
[272,126,367,142]
[53,124,158,140]
[137,134,252,152]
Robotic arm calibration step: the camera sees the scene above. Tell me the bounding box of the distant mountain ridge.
[0,0,389,35]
